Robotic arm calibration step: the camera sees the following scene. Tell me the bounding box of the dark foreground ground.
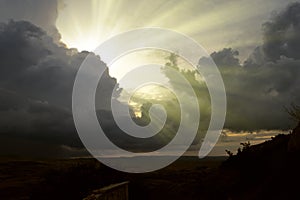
[1,124,300,200]
[0,156,227,200]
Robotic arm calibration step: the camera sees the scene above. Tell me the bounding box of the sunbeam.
[56,0,291,60]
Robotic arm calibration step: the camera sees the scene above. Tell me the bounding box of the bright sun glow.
[55,0,271,56]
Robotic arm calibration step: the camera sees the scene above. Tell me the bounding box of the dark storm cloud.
[210,48,241,67]
[0,0,61,42]
[199,53,297,130]
[262,2,300,61]
[245,2,300,66]
[0,20,120,158]
[0,88,74,139]
[204,3,300,130]
[220,59,300,130]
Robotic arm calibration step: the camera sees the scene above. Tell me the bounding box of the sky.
[0,0,299,158]
[56,0,295,61]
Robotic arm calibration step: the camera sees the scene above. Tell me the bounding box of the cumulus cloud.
[205,3,300,131]
[262,2,300,61]
[245,2,300,66]
[210,48,241,67]
[0,20,120,158]
[0,0,61,42]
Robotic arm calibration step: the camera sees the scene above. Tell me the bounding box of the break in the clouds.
[56,0,297,59]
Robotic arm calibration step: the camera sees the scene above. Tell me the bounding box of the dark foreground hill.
[220,122,300,200]
[0,124,299,200]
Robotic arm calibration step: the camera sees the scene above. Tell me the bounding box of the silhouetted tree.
[285,103,300,122]
[240,141,251,151]
[225,149,233,157]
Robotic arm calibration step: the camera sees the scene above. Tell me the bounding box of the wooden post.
[83,181,129,200]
